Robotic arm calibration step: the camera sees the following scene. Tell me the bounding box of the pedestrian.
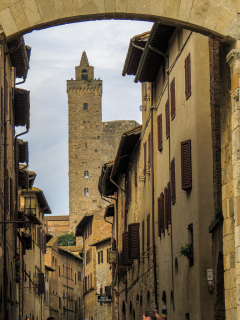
[155,310,160,320]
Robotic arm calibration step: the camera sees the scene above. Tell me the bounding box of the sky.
[18,20,153,215]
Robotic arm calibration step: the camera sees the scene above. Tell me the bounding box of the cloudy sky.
[18,20,153,215]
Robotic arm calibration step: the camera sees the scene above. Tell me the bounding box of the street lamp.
[24,195,37,216]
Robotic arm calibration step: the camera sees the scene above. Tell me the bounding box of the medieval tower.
[67,52,138,232]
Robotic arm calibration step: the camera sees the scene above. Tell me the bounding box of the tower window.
[84,171,89,178]
[84,188,89,197]
[82,69,88,80]
[83,103,88,110]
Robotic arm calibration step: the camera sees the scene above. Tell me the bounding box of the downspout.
[150,85,158,312]
[167,55,175,311]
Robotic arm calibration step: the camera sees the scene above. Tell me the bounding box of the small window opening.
[82,69,88,80]
[84,188,89,197]
[83,103,88,110]
[84,171,89,178]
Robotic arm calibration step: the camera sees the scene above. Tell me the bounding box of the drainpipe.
[150,85,158,312]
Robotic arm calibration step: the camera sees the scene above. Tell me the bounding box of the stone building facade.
[75,208,112,320]
[45,236,83,320]
[67,52,138,233]
[99,24,223,320]
[44,215,70,236]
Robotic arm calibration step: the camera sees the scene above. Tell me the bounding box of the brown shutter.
[170,78,176,119]
[181,139,192,190]
[147,214,150,250]
[160,192,164,233]
[164,187,168,229]
[38,272,45,294]
[101,250,103,263]
[157,114,163,151]
[122,232,133,266]
[165,99,169,139]
[144,142,146,174]
[167,182,171,225]
[142,220,144,253]
[18,140,28,164]
[98,251,100,264]
[129,223,140,259]
[14,88,30,128]
[171,158,176,204]
[185,53,191,100]
[148,133,151,166]
[158,197,161,237]
[105,286,111,297]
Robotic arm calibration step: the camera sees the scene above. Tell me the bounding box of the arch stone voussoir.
[0,0,239,42]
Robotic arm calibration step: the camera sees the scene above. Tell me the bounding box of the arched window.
[84,171,89,178]
[83,103,88,110]
[82,69,88,80]
[84,188,89,197]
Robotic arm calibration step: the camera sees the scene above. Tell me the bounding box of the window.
[147,214,150,250]
[78,271,81,281]
[171,158,176,204]
[84,188,89,196]
[170,78,176,119]
[129,223,140,259]
[158,192,164,236]
[82,69,88,80]
[84,170,89,178]
[185,53,191,99]
[157,114,162,151]
[98,250,103,264]
[165,99,169,139]
[83,102,88,110]
[143,142,146,174]
[181,139,192,190]
[142,220,145,254]
[148,133,151,167]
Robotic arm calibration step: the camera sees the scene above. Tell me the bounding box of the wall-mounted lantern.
[24,195,37,216]
[108,251,117,264]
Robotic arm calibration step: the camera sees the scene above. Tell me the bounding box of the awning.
[98,160,116,197]
[7,37,31,81]
[111,125,142,183]
[122,23,175,83]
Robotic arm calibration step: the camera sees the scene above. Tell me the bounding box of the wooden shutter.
[147,214,150,250]
[167,182,171,225]
[105,286,111,297]
[157,114,163,151]
[185,53,191,99]
[160,192,164,233]
[148,133,151,166]
[122,232,133,266]
[144,142,146,174]
[129,223,140,259]
[18,140,28,164]
[165,99,169,139]
[142,220,145,253]
[171,158,176,204]
[170,78,176,119]
[101,250,103,264]
[181,139,192,190]
[158,197,161,237]
[164,187,168,229]
[38,273,45,294]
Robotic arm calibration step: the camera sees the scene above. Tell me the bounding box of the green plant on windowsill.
[180,243,193,258]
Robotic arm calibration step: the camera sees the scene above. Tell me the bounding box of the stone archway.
[0,1,239,41]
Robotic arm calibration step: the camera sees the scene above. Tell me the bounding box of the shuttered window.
[105,286,111,297]
[157,114,163,151]
[170,78,176,119]
[165,99,169,139]
[38,273,45,294]
[78,271,81,281]
[122,232,133,266]
[147,214,150,250]
[185,53,191,100]
[181,139,192,190]
[158,192,164,235]
[129,223,140,259]
[164,187,168,229]
[167,182,171,225]
[144,142,146,174]
[148,133,151,167]
[171,158,176,204]
[142,220,145,254]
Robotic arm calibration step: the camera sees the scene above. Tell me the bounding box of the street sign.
[98,295,112,303]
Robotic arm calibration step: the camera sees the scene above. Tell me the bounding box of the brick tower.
[67,52,139,233]
[67,52,103,231]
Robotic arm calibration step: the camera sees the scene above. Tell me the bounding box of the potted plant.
[180,243,193,258]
